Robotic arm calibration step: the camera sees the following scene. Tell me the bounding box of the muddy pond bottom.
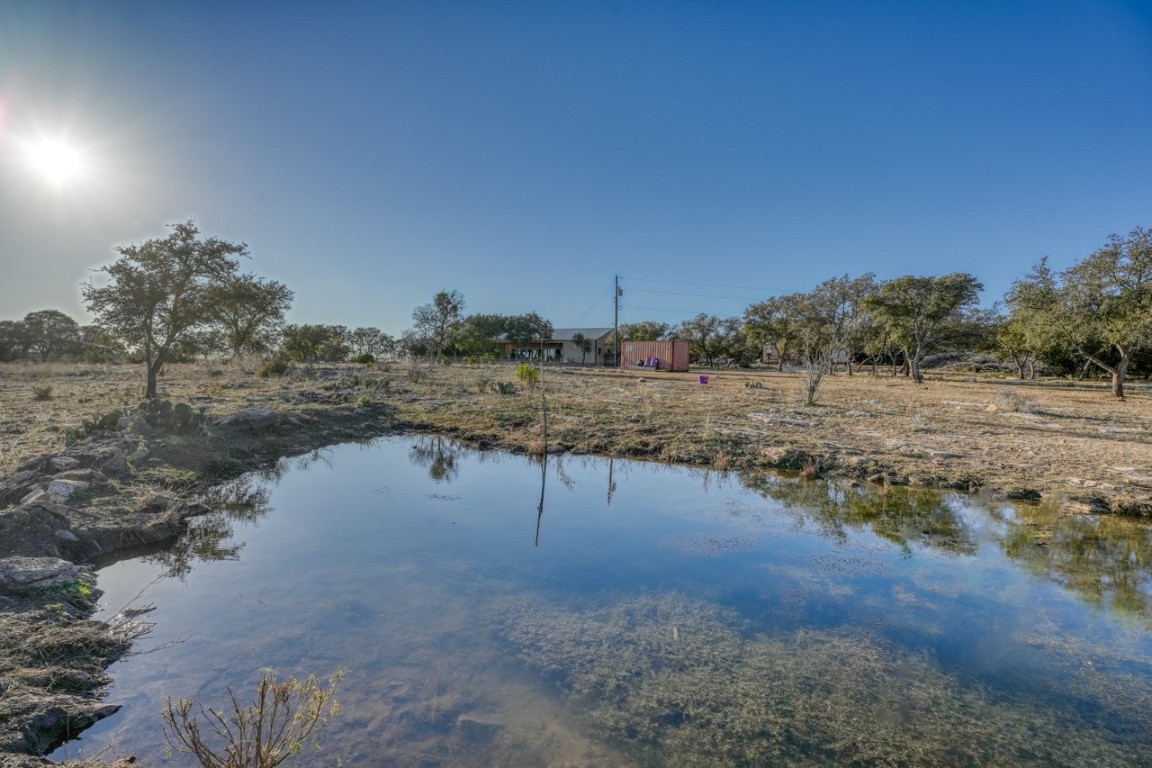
[52,436,1152,766]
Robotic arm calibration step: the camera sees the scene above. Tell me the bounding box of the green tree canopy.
[205,273,293,358]
[23,309,81,362]
[864,273,983,383]
[82,221,249,397]
[411,290,465,363]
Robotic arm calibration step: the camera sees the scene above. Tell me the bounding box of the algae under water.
[51,436,1152,766]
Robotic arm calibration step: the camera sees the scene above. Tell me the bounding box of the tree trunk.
[1083,350,1129,399]
[909,347,923,383]
[146,358,163,399]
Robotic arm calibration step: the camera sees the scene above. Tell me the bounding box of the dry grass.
[2,361,1150,513]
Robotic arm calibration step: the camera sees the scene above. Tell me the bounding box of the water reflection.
[1002,507,1152,623]
[144,478,273,580]
[409,435,461,482]
[739,473,977,555]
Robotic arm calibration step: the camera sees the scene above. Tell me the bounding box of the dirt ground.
[2,360,1150,513]
[1,359,1151,765]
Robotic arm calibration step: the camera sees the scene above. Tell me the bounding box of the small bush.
[407,365,428,383]
[163,668,343,768]
[494,381,517,395]
[32,385,53,401]
[355,394,372,408]
[516,363,540,386]
[995,389,1038,414]
[259,357,290,378]
[352,353,375,365]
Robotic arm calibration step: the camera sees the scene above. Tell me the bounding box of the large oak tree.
[82,221,248,397]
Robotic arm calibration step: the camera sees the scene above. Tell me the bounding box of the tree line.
[3,221,1147,400]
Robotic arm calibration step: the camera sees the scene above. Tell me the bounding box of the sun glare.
[22,137,86,186]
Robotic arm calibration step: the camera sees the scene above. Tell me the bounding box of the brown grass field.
[2,360,1150,514]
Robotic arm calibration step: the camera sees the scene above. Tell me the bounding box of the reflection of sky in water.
[52,437,1152,766]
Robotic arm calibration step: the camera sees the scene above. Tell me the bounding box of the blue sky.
[1,1,1150,335]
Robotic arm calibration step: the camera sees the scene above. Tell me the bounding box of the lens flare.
[22,137,85,186]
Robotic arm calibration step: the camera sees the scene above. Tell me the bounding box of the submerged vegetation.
[494,592,1149,767]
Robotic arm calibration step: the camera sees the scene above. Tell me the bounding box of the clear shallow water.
[50,436,1152,766]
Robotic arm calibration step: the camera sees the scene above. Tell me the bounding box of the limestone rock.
[49,457,79,471]
[47,479,89,506]
[0,556,85,593]
[101,450,130,475]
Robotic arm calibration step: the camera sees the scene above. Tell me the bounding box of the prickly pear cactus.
[137,399,209,434]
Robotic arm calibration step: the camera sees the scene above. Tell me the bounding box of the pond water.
[50,435,1152,766]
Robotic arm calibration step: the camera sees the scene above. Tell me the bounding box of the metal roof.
[549,328,614,342]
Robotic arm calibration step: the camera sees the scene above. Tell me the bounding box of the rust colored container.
[620,340,691,371]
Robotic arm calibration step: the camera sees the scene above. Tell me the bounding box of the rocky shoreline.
[0,399,394,766]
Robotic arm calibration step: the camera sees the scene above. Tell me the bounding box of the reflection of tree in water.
[144,478,273,580]
[739,474,976,555]
[408,435,461,483]
[1002,510,1152,623]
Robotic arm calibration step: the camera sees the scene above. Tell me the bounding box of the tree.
[864,273,983,384]
[206,274,293,358]
[1057,227,1152,398]
[82,221,248,397]
[0,320,30,362]
[349,327,395,361]
[280,324,350,363]
[78,324,127,363]
[411,290,464,363]
[23,309,81,361]
[571,333,591,364]
[618,321,671,341]
[743,294,806,371]
[674,314,747,367]
[454,312,551,359]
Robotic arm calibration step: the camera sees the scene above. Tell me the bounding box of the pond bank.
[1,360,1150,764]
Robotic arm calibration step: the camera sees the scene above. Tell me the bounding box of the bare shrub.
[162,668,342,768]
[995,389,1038,414]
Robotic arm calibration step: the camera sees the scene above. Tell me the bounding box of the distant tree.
[674,314,746,366]
[349,327,396,360]
[205,273,293,358]
[743,294,806,371]
[995,314,1040,380]
[82,221,248,397]
[571,332,592,364]
[501,312,552,344]
[619,321,671,341]
[398,329,431,360]
[280,324,350,363]
[1051,227,1150,398]
[0,320,31,362]
[23,309,81,362]
[864,273,983,383]
[78,324,127,363]
[411,290,465,363]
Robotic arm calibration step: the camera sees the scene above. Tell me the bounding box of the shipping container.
[620,340,691,372]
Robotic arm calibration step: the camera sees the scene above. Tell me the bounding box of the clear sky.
[1,1,1150,335]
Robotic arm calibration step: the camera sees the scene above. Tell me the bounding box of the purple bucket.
[698,374,709,384]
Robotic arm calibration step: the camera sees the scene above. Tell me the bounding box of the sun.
[22,137,86,186]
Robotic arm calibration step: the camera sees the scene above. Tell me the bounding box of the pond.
[51,435,1152,766]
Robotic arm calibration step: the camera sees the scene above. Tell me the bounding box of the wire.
[621,276,773,292]
[571,284,612,327]
[625,288,756,301]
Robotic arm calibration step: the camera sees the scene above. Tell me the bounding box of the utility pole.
[613,274,621,368]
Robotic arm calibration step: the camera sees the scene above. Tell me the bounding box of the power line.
[626,288,755,301]
[572,284,612,327]
[621,276,774,292]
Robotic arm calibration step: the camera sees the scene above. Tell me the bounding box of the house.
[497,328,614,365]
